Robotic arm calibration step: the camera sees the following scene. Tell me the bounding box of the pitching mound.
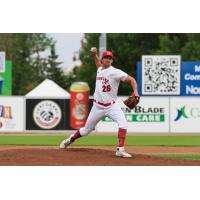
[0,147,200,166]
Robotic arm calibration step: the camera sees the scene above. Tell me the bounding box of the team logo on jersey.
[96,76,109,84]
[102,79,109,84]
[96,76,109,85]
[33,100,62,129]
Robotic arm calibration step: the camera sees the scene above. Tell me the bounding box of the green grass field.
[1,134,200,161]
[1,134,200,146]
[152,154,200,161]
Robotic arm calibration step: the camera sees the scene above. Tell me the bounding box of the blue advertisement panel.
[181,62,200,96]
[137,62,142,96]
[137,61,200,96]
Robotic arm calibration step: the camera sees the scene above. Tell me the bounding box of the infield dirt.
[0,146,200,166]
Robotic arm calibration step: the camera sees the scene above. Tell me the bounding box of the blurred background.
[1,33,200,96]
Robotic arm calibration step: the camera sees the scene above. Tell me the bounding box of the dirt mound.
[0,147,200,166]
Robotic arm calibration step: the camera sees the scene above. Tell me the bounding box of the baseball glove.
[123,95,140,109]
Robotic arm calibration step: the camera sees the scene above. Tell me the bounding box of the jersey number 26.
[102,85,111,92]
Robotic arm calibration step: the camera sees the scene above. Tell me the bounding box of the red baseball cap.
[102,51,113,59]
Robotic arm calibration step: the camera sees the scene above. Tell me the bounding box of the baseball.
[90,47,96,52]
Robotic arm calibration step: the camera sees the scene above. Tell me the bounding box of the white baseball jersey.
[93,66,128,103]
[79,66,128,136]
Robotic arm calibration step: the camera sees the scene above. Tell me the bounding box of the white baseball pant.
[79,102,127,136]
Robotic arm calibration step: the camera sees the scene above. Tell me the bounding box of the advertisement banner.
[141,55,181,95]
[96,97,169,133]
[70,82,90,129]
[137,62,142,96]
[170,97,200,133]
[26,99,70,130]
[26,98,94,131]
[0,97,24,132]
[0,78,3,95]
[0,61,12,95]
[181,62,200,96]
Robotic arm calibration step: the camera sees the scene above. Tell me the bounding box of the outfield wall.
[0,96,199,133]
[96,96,200,133]
[96,97,170,133]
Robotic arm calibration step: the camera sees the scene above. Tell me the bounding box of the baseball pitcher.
[60,47,139,158]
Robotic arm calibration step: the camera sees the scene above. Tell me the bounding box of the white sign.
[96,97,170,133]
[0,97,24,132]
[0,52,5,72]
[142,55,181,95]
[170,97,200,133]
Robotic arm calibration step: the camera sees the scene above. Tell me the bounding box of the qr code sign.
[0,52,5,72]
[142,55,181,95]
